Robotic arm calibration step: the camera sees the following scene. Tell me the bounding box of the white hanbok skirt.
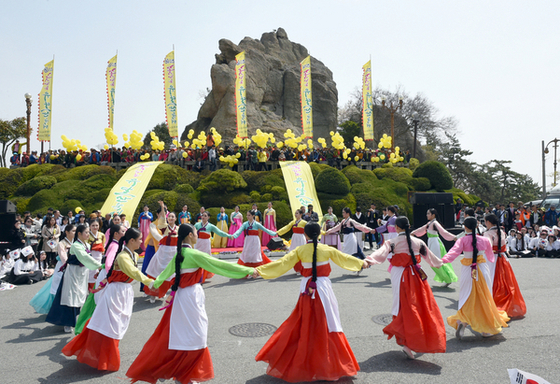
[87,282,134,340]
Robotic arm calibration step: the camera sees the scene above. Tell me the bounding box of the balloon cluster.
[251,129,274,148]
[317,137,327,148]
[61,135,88,152]
[140,153,151,161]
[329,131,345,150]
[233,134,252,148]
[127,129,144,150]
[219,153,241,167]
[353,136,366,150]
[210,127,222,147]
[149,132,165,151]
[378,134,392,149]
[283,129,304,149]
[104,128,119,146]
[388,146,405,163]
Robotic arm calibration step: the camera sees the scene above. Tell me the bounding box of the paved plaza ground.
[0,249,557,384]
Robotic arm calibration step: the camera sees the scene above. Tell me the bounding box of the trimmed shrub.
[147,164,186,191]
[173,195,201,218]
[318,192,356,214]
[409,158,420,171]
[373,167,413,184]
[412,161,453,191]
[16,175,57,196]
[315,168,350,195]
[12,197,31,213]
[0,169,23,199]
[249,191,261,202]
[54,164,116,182]
[309,162,330,178]
[446,188,480,207]
[342,165,378,185]
[270,186,288,201]
[174,184,195,194]
[139,190,179,216]
[197,169,247,193]
[409,177,431,191]
[27,188,63,213]
[59,199,84,217]
[241,170,284,192]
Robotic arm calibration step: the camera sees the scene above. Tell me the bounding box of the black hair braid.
[485,214,502,256]
[107,236,126,279]
[172,224,195,292]
[107,224,122,246]
[404,227,417,266]
[312,236,318,283]
[472,229,478,266]
[304,222,321,283]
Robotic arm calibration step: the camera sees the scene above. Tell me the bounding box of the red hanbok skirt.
[256,279,359,382]
[492,255,526,318]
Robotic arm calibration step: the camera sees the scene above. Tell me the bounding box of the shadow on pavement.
[359,350,442,375]
[445,333,507,353]
[245,373,356,383]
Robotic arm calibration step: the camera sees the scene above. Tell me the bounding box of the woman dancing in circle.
[442,217,510,339]
[411,208,458,286]
[126,223,255,384]
[366,216,447,359]
[255,222,367,382]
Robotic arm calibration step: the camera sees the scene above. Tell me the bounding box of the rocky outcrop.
[181,28,338,143]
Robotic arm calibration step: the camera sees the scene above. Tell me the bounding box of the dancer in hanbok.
[442,217,510,338]
[30,224,75,314]
[262,202,277,246]
[87,219,105,290]
[231,210,277,268]
[227,206,244,248]
[74,224,124,335]
[126,224,254,384]
[484,214,526,318]
[365,216,447,359]
[277,209,307,274]
[255,222,366,382]
[320,206,339,248]
[212,207,229,249]
[411,208,458,286]
[325,207,372,261]
[277,209,307,251]
[373,206,397,244]
[178,204,191,224]
[138,205,153,251]
[62,228,154,371]
[46,225,103,333]
[140,221,162,292]
[144,201,178,301]
[104,215,121,246]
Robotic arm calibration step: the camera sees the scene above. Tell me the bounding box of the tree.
[0,117,26,167]
[143,122,173,149]
[339,121,361,147]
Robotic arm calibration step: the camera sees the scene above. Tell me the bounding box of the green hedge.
[412,161,453,191]
[315,168,351,195]
[373,167,413,184]
[342,165,378,185]
[15,175,57,196]
[198,169,247,193]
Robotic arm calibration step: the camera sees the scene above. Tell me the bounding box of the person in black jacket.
[365,203,380,249]
[10,220,26,251]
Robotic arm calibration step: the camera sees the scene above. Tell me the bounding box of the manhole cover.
[372,314,393,326]
[229,323,277,337]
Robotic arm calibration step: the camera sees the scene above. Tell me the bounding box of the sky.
[2,0,559,191]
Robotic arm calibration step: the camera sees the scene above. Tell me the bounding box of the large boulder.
[182,28,338,142]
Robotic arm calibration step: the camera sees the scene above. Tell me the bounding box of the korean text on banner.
[235,51,248,139]
[38,60,54,142]
[280,161,322,222]
[362,60,374,141]
[163,51,178,138]
[300,56,313,139]
[106,55,118,131]
[100,161,163,221]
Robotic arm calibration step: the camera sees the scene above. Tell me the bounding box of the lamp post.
[543,138,560,198]
[412,111,420,159]
[24,93,32,154]
[381,96,403,151]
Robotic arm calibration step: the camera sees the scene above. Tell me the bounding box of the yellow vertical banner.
[280,161,322,222]
[300,56,313,139]
[163,51,178,138]
[38,60,54,142]
[362,60,374,140]
[235,51,248,139]
[100,161,164,220]
[106,54,117,131]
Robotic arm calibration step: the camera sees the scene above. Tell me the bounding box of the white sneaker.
[64,326,73,333]
[149,296,156,303]
[402,346,415,359]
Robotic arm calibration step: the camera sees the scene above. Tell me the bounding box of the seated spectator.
[0,253,15,280]
[9,252,44,285]
[545,235,560,258]
[193,157,205,172]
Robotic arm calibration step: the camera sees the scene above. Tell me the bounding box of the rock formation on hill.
[181,28,338,143]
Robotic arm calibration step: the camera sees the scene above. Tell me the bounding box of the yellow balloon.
[104,144,109,150]
[182,152,188,158]
[354,156,359,162]
[343,153,348,159]
[75,154,82,161]
[235,153,241,158]
[75,207,82,214]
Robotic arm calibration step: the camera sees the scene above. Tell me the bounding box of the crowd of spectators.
[9,139,412,171]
